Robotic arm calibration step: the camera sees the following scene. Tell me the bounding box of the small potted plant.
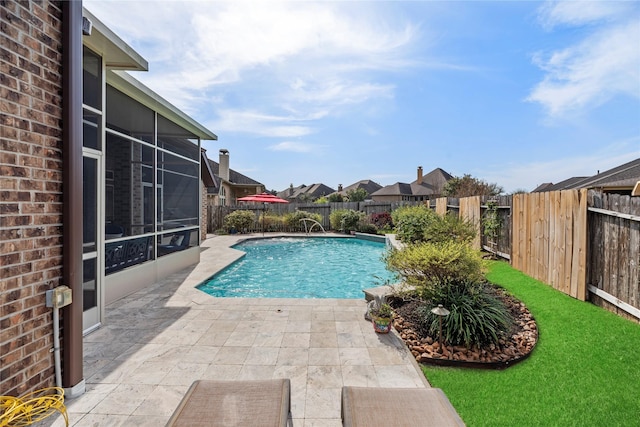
[369,296,394,334]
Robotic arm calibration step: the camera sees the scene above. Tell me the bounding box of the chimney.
[338,184,343,192]
[417,166,423,185]
[219,149,229,181]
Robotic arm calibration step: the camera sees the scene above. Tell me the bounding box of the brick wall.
[1,0,63,396]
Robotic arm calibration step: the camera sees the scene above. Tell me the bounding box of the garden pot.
[372,316,393,334]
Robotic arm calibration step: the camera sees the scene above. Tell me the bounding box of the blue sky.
[85,0,640,193]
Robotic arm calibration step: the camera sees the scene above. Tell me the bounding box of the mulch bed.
[389,286,538,369]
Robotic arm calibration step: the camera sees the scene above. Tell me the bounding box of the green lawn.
[422,261,640,426]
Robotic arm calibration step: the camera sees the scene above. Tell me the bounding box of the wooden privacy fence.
[587,192,640,321]
[511,190,588,301]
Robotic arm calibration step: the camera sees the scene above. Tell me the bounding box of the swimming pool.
[197,237,395,299]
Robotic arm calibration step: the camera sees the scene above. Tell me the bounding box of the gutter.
[61,0,85,397]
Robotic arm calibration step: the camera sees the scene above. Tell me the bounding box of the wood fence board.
[619,194,630,305]
[543,191,551,283]
[436,198,447,216]
[460,196,481,250]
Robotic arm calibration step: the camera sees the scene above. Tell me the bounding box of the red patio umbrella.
[237,193,289,204]
[237,193,289,234]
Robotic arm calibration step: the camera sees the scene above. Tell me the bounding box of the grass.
[422,261,640,426]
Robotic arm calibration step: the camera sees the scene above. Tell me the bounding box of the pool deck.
[47,233,432,427]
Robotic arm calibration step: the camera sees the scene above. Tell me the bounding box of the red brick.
[22,271,44,286]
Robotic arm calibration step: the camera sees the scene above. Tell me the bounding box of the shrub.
[370,212,393,230]
[284,210,322,231]
[328,193,344,202]
[341,209,366,232]
[357,223,378,234]
[415,281,514,348]
[223,210,256,233]
[330,209,348,231]
[346,188,368,202]
[391,205,438,243]
[384,240,484,295]
[422,212,477,244]
[259,212,285,231]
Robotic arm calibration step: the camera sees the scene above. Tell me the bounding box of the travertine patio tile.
[339,348,372,366]
[282,332,311,347]
[288,309,313,321]
[245,346,280,365]
[212,346,250,364]
[224,330,258,346]
[307,366,343,388]
[310,320,336,333]
[308,348,340,366]
[311,311,335,321]
[277,347,310,366]
[303,419,343,427]
[160,362,209,385]
[201,364,242,380]
[237,364,276,380]
[124,360,173,385]
[335,321,362,334]
[132,385,188,416]
[310,332,338,348]
[304,387,341,419]
[336,332,367,348]
[253,331,284,347]
[179,345,221,363]
[91,383,155,415]
[375,365,426,387]
[367,346,407,365]
[341,365,379,387]
[123,415,170,426]
[196,330,232,346]
[286,321,312,333]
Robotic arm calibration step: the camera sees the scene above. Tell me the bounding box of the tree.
[328,193,344,202]
[346,188,368,202]
[443,174,503,198]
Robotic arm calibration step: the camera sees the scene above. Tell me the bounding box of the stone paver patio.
[46,234,430,426]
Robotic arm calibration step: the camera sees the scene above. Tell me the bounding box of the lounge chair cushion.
[341,386,465,427]
[166,379,291,427]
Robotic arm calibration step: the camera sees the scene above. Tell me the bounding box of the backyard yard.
[423,261,640,426]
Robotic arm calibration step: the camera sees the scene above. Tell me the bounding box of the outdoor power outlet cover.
[46,286,73,309]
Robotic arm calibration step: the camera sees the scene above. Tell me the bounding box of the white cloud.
[537,1,632,29]
[268,141,315,153]
[528,2,640,117]
[210,109,315,137]
[85,1,418,134]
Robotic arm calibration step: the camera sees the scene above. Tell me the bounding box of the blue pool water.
[197,237,395,299]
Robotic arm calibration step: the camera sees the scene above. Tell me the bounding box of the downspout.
[61,0,85,397]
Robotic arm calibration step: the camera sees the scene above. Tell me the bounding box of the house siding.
[0,0,63,396]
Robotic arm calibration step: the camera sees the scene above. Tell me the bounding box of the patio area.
[46,234,430,426]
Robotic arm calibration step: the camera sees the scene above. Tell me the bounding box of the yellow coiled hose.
[0,387,68,427]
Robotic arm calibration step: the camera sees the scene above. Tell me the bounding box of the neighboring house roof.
[576,158,640,189]
[370,182,414,197]
[206,157,263,194]
[201,150,216,187]
[371,167,453,198]
[336,180,383,198]
[532,176,588,192]
[533,158,640,193]
[278,183,335,200]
